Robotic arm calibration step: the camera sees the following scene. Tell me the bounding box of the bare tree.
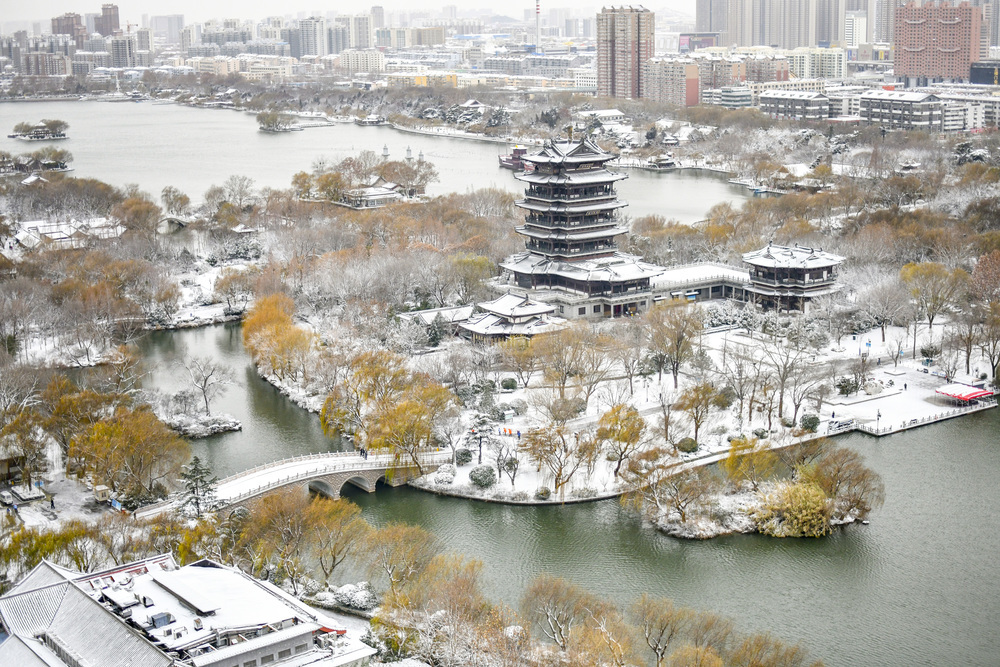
[183,356,235,415]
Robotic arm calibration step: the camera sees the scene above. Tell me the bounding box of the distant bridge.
[133,450,452,520]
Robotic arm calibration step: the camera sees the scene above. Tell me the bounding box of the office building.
[597,5,655,99]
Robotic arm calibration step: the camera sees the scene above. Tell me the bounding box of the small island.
[255,111,300,132]
[8,119,69,141]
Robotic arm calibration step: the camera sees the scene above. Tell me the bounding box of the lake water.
[137,324,1000,667]
[10,99,996,666]
[0,100,749,223]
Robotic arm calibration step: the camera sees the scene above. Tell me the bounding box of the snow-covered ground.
[9,446,116,531]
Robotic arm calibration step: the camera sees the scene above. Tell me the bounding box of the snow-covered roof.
[859,90,939,103]
[0,581,174,667]
[398,305,475,326]
[742,243,844,269]
[459,311,566,338]
[0,555,375,667]
[759,90,828,101]
[521,139,615,168]
[516,167,627,186]
[20,173,48,186]
[479,292,555,318]
[501,250,663,283]
[935,384,994,402]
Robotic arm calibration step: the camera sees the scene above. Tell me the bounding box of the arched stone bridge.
[134,450,451,520]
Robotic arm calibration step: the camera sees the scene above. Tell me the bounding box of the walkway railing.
[854,400,995,436]
[133,449,452,520]
[217,450,452,505]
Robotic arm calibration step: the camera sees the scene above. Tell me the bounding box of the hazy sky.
[5,0,694,30]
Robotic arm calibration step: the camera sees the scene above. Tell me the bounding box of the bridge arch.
[308,480,337,498]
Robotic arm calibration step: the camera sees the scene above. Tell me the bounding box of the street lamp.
[876,410,881,432]
[478,434,483,464]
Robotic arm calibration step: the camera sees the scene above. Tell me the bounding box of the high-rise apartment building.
[697,0,729,33]
[298,17,328,56]
[150,15,184,44]
[596,6,655,99]
[51,13,88,48]
[895,1,984,82]
[349,14,373,49]
[644,58,701,106]
[817,0,846,44]
[371,6,386,29]
[723,0,816,48]
[874,0,902,42]
[329,23,350,54]
[109,34,135,67]
[845,0,877,43]
[95,4,120,37]
[844,11,868,47]
[135,27,153,52]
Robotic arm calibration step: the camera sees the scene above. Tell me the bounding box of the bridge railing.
[219,450,452,506]
[217,451,361,487]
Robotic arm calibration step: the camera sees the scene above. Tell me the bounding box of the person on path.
[517,430,521,440]
[904,383,907,390]
[831,411,835,419]
[50,496,54,510]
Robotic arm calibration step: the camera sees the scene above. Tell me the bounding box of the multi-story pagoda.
[499,139,663,319]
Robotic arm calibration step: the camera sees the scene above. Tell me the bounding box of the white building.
[0,554,376,667]
[335,48,385,74]
[298,16,328,57]
[786,47,846,79]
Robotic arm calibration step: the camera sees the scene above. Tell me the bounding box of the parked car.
[0,491,13,505]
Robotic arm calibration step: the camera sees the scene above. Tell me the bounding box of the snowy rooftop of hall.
[459,311,566,337]
[480,292,556,318]
[0,554,374,667]
[501,250,663,282]
[742,243,844,269]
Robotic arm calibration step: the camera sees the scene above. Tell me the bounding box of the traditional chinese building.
[742,243,844,312]
[498,139,663,319]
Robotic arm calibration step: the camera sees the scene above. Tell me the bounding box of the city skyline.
[3,0,697,28]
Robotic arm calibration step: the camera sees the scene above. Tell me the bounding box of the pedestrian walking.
[904,383,907,391]
[831,411,835,419]
[50,497,54,510]
[516,430,521,440]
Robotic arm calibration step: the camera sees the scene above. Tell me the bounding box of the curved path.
[134,449,452,520]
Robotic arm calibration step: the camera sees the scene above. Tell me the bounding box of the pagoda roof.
[517,199,627,214]
[516,169,627,185]
[742,243,844,269]
[520,139,616,167]
[518,225,628,241]
[501,251,663,283]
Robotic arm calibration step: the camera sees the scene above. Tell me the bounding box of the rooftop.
[742,243,845,270]
[0,556,375,667]
[501,250,663,283]
[520,139,616,168]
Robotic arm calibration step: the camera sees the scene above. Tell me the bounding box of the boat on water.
[355,114,386,126]
[8,124,68,141]
[498,146,531,171]
[646,153,678,170]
